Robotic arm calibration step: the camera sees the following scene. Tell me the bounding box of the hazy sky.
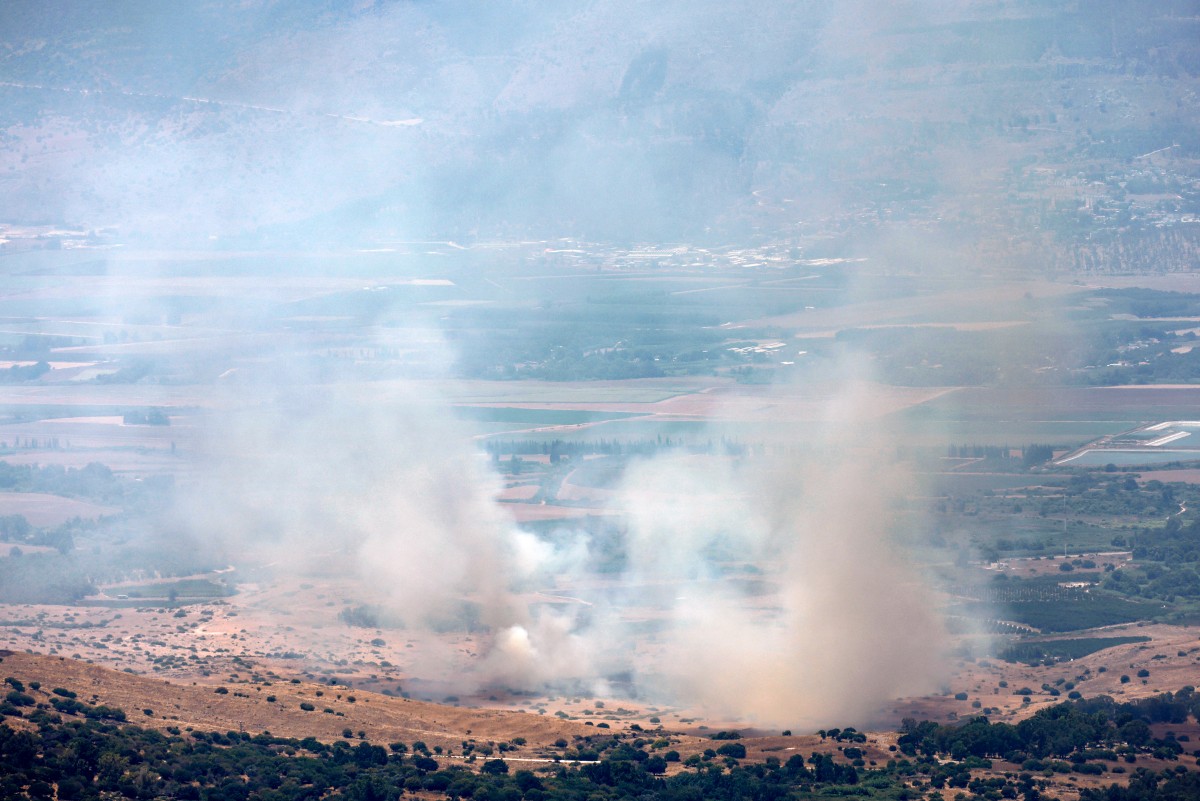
[0,0,1133,245]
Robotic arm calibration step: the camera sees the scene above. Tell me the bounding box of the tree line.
[3,674,1200,801]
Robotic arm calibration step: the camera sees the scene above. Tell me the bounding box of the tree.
[716,742,746,759]
[412,755,439,772]
[481,758,509,775]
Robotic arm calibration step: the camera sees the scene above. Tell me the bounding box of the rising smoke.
[175,346,948,728]
[615,412,948,726]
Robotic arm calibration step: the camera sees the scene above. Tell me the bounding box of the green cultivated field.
[952,593,1156,633]
[997,635,1151,664]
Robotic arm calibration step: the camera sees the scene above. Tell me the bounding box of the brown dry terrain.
[3,642,1196,797]
[0,649,852,774]
[0,649,605,758]
[3,563,1199,735]
[887,623,1200,728]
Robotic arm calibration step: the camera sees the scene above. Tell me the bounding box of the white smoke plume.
[601,378,948,727]
[175,351,948,728]
[619,448,947,726]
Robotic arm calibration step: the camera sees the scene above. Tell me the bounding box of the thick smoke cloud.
[179,372,527,626]
[176,353,947,728]
[620,446,946,726]
[589,375,946,726]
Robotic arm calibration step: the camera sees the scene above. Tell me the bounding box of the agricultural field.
[997,636,1152,664]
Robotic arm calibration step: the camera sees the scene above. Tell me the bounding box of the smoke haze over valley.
[3,0,1200,746]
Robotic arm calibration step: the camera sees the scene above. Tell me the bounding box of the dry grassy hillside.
[0,650,605,757]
